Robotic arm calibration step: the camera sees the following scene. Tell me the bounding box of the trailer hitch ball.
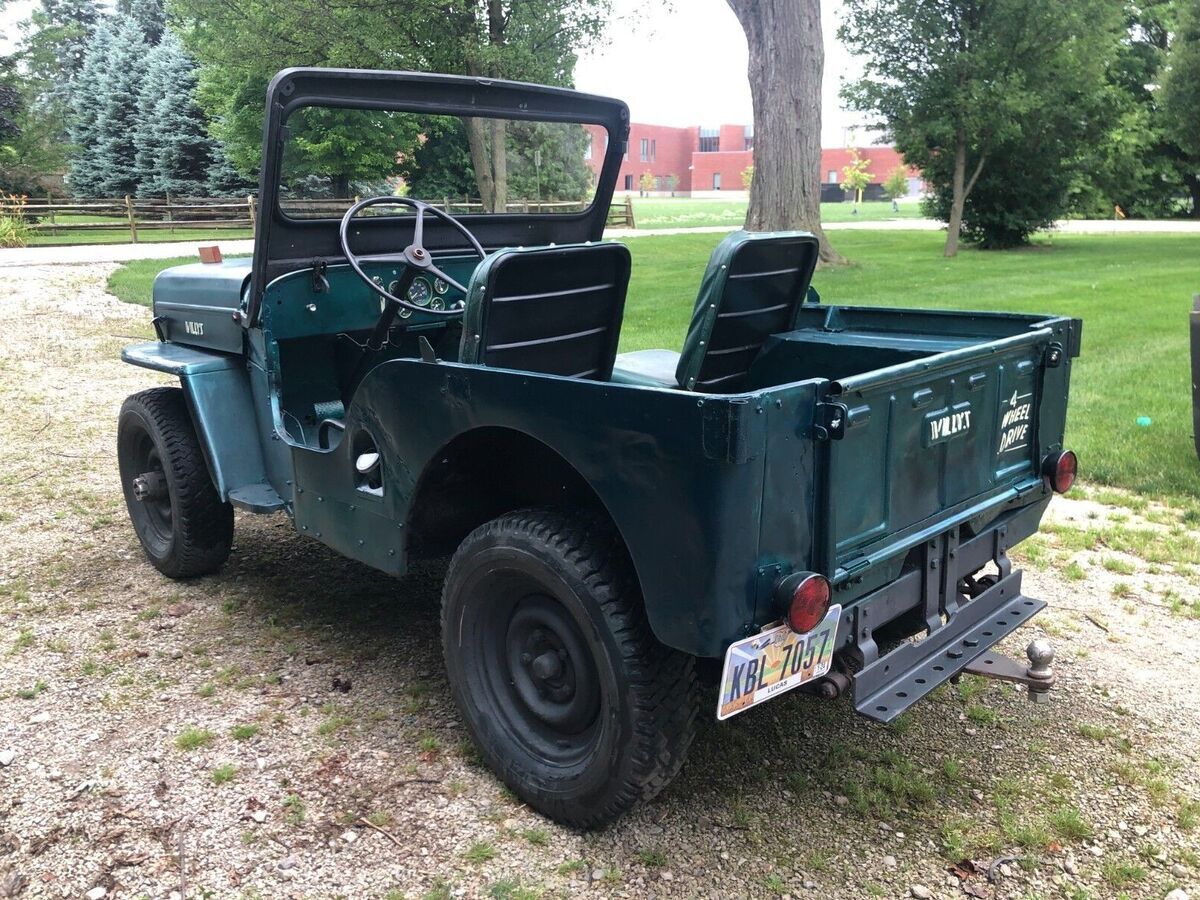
[1025,639,1055,703]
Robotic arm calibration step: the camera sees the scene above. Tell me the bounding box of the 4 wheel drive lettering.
[998,390,1034,454]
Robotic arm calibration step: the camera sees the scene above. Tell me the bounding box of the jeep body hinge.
[813,402,847,441]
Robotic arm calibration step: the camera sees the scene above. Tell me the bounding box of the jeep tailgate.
[815,326,1067,583]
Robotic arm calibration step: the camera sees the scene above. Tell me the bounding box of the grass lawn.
[628,198,923,230]
[106,230,1200,501]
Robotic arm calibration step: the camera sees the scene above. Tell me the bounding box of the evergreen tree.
[67,19,114,197]
[133,38,174,195]
[93,16,148,197]
[126,0,166,45]
[134,33,212,196]
[205,141,254,196]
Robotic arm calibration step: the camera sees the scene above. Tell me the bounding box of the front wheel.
[117,387,233,578]
[441,508,697,829]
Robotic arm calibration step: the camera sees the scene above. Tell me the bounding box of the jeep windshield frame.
[247,67,630,327]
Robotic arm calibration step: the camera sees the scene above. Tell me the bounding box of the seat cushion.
[610,348,682,388]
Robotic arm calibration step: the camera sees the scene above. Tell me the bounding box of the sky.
[575,0,878,147]
[1,0,878,147]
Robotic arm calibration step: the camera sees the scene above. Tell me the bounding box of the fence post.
[125,195,138,243]
[247,195,257,229]
[47,193,55,227]
[165,191,174,235]
[626,196,635,229]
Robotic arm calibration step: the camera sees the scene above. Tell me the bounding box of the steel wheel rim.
[471,568,603,768]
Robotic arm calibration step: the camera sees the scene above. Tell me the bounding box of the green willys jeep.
[118,68,1081,828]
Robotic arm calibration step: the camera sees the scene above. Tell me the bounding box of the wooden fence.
[22,193,635,244]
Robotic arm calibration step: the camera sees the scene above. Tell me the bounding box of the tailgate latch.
[1044,342,1065,368]
[813,402,847,440]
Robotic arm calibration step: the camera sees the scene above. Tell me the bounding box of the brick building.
[583,122,921,199]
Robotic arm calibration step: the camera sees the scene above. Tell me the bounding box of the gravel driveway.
[1,263,1197,900]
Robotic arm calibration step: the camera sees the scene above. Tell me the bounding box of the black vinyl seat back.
[460,243,632,380]
[675,230,821,391]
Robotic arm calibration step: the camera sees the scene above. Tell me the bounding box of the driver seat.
[459,242,631,379]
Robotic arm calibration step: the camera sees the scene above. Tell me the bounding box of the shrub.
[0,194,31,248]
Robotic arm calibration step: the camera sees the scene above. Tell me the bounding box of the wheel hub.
[505,597,599,734]
[131,470,167,502]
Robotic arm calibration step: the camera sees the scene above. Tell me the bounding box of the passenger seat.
[610,230,820,391]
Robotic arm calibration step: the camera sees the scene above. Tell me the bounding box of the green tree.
[66,18,114,196]
[401,119,477,200]
[638,170,655,195]
[92,16,149,197]
[740,165,754,190]
[134,33,214,196]
[12,0,103,180]
[1161,0,1200,215]
[841,0,1121,254]
[123,0,165,44]
[882,165,909,201]
[173,0,612,210]
[1072,0,1182,218]
[840,149,871,207]
[205,142,254,196]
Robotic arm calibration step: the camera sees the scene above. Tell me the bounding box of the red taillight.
[776,572,832,634]
[1042,449,1078,493]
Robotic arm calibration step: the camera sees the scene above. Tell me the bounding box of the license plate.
[717,605,841,720]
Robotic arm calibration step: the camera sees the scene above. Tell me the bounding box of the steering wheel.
[339,196,487,350]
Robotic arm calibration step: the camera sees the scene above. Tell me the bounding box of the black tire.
[117,387,233,578]
[441,508,698,829]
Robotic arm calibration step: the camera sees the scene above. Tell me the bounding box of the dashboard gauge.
[398,306,413,319]
[433,277,450,295]
[429,296,445,311]
[406,277,432,307]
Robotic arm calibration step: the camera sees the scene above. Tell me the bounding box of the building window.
[584,133,592,160]
[640,138,649,162]
[743,125,754,151]
[699,127,719,153]
[624,174,634,191]
[827,170,838,184]
[713,172,722,190]
[650,139,656,162]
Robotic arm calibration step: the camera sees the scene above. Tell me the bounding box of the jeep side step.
[853,571,1046,723]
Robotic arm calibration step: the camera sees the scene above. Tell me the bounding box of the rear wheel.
[441,508,697,829]
[117,387,233,578]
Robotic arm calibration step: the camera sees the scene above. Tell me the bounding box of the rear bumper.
[830,498,1051,723]
[853,570,1043,722]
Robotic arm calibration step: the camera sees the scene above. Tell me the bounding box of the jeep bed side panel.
[289,358,771,657]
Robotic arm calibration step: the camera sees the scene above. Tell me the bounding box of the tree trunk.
[1185,172,1200,219]
[945,134,987,256]
[490,118,507,213]
[463,116,496,210]
[945,137,966,257]
[727,0,841,264]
